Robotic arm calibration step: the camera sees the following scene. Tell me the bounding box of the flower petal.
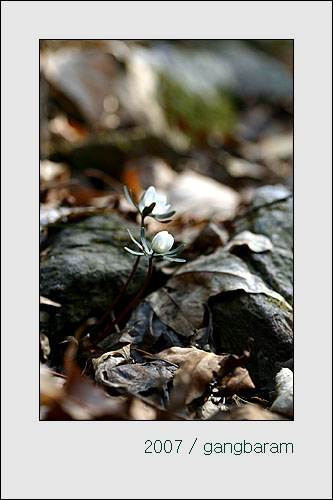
[151,231,174,254]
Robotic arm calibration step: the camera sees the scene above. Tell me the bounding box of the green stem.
[90,258,153,349]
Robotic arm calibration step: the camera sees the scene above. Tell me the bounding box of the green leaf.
[124,247,144,256]
[165,244,185,256]
[124,186,138,210]
[140,227,151,254]
[158,219,173,224]
[127,228,143,251]
[154,210,176,220]
[163,256,186,263]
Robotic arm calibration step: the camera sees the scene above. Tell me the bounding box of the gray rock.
[210,291,293,389]
[231,185,293,302]
[135,40,293,103]
[40,213,148,338]
[211,185,293,388]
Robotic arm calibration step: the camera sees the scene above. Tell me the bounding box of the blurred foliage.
[158,72,236,145]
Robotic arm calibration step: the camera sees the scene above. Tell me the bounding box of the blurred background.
[40,39,293,235]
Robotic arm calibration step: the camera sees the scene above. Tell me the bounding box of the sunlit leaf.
[165,244,185,256]
[124,247,144,256]
[140,227,150,254]
[127,228,144,250]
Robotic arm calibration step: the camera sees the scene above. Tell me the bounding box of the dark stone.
[210,291,293,389]
[121,301,186,353]
[212,185,293,389]
[231,186,293,303]
[40,213,148,339]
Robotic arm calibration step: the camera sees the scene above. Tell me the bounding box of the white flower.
[139,186,171,216]
[151,231,174,254]
[124,227,185,262]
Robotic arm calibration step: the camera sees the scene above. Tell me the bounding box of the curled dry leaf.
[148,248,291,337]
[154,346,254,405]
[269,368,293,418]
[95,362,176,395]
[224,230,273,253]
[218,366,255,394]
[92,344,132,371]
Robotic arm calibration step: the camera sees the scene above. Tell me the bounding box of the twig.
[49,371,68,380]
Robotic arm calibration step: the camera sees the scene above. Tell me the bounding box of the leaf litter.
[147,248,291,337]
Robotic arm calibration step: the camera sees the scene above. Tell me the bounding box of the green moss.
[157,72,236,145]
[267,296,293,313]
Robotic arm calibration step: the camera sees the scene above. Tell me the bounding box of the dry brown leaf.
[224,230,273,253]
[218,366,255,394]
[166,170,240,222]
[42,362,129,420]
[92,344,132,370]
[154,346,254,405]
[128,397,157,420]
[148,249,291,337]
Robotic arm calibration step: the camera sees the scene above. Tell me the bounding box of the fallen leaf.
[218,366,255,394]
[148,248,291,337]
[95,361,176,395]
[41,48,117,127]
[128,397,157,420]
[166,170,240,222]
[42,362,129,420]
[224,230,273,253]
[225,157,267,179]
[92,344,132,371]
[154,346,254,405]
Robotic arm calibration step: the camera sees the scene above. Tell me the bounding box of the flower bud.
[151,231,174,254]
